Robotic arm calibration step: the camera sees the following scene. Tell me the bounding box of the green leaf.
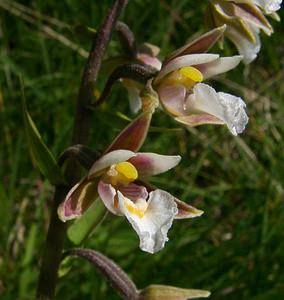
[20,77,65,185]
[67,198,107,245]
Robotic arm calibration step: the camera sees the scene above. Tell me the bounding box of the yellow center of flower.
[125,203,145,218]
[125,198,148,218]
[115,162,138,180]
[179,66,203,83]
[107,161,138,186]
[162,66,203,89]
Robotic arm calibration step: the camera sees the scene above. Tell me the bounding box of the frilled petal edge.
[118,190,178,253]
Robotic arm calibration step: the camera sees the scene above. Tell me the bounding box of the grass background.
[0,0,284,299]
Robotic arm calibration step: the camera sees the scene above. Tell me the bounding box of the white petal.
[118,190,178,253]
[129,153,181,177]
[253,0,282,13]
[89,150,135,177]
[97,180,120,215]
[217,91,249,135]
[225,25,261,64]
[186,83,248,135]
[123,79,144,113]
[200,56,243,79]
[156,54,219,82]
[125,83,142,113]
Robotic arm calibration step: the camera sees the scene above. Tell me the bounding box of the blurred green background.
[1,0,284,299]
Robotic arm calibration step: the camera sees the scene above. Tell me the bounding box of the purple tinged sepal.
[174,198,204,219]
[163,25,227,64]
[105,112,152,154]
[57,178,98,222]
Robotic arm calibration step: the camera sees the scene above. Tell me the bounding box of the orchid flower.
[152,26,248,135]
[58,150,203,253]
[58,113,203,254]
[206,0,281,64]
[124,43,162,113]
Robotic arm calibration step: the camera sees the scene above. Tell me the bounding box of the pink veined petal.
[197,55,243,80]
[97,180,120,215]
[58,178,98,222]
[163,25,226,64]
[175,114,224,126]
[118,182,148,201]
[155,54,219,83]
[105,113,152,154]
[129,153,181,178]
[158,84,187,117]
[89,150,135,178]
[137,53,162,70]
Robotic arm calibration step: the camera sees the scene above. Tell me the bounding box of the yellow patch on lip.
[125,202,145,218]
[115,162,138,181]
[179,66,203,83]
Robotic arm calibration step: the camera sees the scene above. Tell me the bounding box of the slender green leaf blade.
[20,79,65,185]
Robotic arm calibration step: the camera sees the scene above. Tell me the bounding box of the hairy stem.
[115,21,137,58]
[36,1,128,299]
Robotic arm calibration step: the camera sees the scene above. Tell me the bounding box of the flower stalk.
[36,1,128,299]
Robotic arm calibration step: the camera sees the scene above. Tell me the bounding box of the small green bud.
[139,284,211,300]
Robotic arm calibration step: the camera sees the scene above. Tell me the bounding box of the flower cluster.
[58,4,280,257]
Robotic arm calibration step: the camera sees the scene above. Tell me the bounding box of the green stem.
[36,185,69,300]
[36,1,128,299]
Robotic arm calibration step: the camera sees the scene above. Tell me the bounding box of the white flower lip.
[186,83,249,135]
[117,190,178,254]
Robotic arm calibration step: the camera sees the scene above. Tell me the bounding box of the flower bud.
[139,284,210,300]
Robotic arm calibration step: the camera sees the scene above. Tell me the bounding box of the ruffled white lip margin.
[186,83,249,135]
[118,190,178,254]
